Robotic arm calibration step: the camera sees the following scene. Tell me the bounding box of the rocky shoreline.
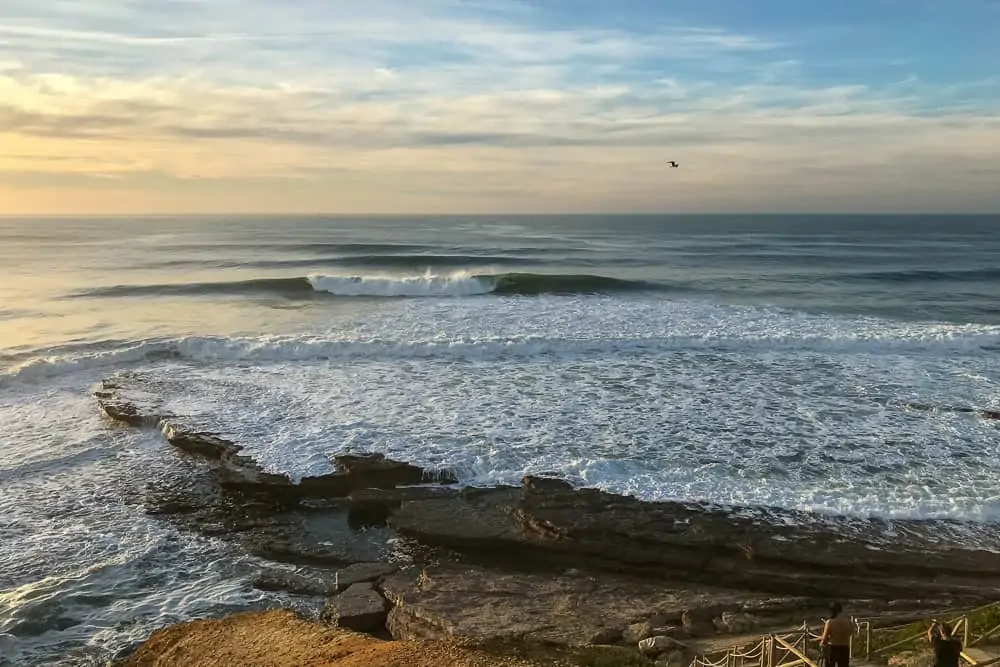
[95,372,1000,665]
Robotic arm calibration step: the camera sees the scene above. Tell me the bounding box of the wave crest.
[307,271,493,297]
[67,272,660,300]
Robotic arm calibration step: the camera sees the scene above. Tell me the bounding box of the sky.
[1,0,998,214]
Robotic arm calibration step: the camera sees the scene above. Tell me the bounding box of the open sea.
[2,214,1000,664]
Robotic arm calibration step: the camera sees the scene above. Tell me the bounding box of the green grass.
[866,603,1000,660]
[967,605,1000,643]
[470,638,659,667]
[567,646,658,667]
[868,620,931,657]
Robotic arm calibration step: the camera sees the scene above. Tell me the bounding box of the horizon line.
[2,211,999,219]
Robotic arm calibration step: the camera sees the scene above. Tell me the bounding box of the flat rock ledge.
[380,563,785,646]
[321,582,391,633]
[383,477,1000,601]
[253,562,401,598]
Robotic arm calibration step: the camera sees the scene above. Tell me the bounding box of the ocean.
[2,214,1000,664]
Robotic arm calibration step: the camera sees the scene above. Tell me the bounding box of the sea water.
[2,215,999,663]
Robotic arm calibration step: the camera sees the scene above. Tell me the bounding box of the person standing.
[820,603,855,667]
[927,621,963,667]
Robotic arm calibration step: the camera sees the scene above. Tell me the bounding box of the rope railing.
[687,600,1000,667]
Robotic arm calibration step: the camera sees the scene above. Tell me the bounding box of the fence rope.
[687,600,1000,667]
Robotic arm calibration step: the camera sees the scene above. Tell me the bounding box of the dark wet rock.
[97,398,158,427]
[379,563,757,645]
[253,563,399,597]
[299,497,351,512]
[652,626,683,640]
[215,452,297,500]
[588,627,624,645]
[93,376,167,427]
[903,402,1000,420]
[295,459,456,501]
[334,453,458,486]
[647,613,679,627]
[348,487,459,527]
[320,582,389,633]
[161,422,239,459]
[738,597,815,614]
[713,611,759,634]
[682,608,720,637]
[522,476,574,493]
[248,540,354,567]
[336,562,400,590]
[624,621,657,644]
[96,376,454,504]
[252,568,342,597]
[387,479,1000,601]
[387,487,524,552]
[279,453,462,502]
[640,635,684,656]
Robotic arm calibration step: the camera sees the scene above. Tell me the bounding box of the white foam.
[0,385,276,665]
[4,297,999,387]
[5,297,1000,523]
[89,311,1000,526]
[307,270,493,297]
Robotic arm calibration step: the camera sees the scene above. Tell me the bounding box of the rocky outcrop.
[337,562,401,589]
[902,402,1000,420]
[94,375,457,504]
[321,583,391,633]
[295,454,458,500]
[252,567,344,597]
[378,563,778,646]
[347,487,459,527]
[251,562,399,597]
[639,635,686,657]
[95,370,1000,659]
[588,627,624,645]
[384,479,1000,601]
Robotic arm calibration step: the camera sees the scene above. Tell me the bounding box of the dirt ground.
[120,609,552,667]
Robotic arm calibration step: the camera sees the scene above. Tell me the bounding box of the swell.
[842,268,1000,283]
[147,254,545,271]
[67,277,318,299]
[65,272,663,300]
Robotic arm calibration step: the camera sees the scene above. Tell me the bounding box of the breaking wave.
[5,327,999,387]
[66,272,662,300]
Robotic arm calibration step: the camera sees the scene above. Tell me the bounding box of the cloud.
[0,0,998,213]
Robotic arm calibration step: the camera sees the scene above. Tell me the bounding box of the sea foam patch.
[6,296,1000,521]
[4,297,999,387]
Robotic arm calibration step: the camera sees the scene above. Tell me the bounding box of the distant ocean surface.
[2,215,1000,664]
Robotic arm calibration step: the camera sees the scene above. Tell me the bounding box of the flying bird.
[667,161,679,168]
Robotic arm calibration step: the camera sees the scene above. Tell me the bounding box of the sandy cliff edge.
[119,609,546,667]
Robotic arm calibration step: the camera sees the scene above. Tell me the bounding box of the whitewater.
[1,214,999,664]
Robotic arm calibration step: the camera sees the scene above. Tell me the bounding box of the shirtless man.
[820,603,855,667]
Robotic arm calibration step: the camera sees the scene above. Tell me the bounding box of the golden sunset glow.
[2,3,999,213]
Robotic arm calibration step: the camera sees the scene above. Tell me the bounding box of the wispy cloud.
[0,0,998,213]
